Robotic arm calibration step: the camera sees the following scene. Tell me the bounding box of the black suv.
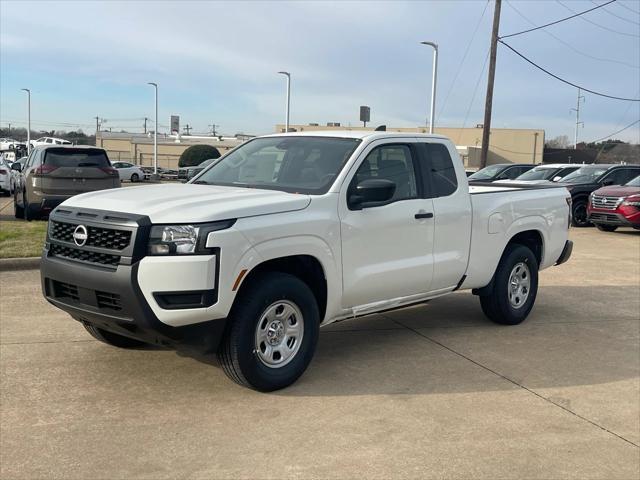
[559,164,640,227]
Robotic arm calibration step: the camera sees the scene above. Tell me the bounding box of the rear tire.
[130,173,139,182]
[13,191,24,219]
[23,194,37,221]
[595,224,617,232]
[480,244,539,325]
[83,323,147,348]
[217,272,320,391]
[571,199,590,227]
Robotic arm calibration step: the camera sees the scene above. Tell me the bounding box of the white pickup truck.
[41,131,573,391]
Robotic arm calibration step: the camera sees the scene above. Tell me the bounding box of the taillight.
[100,167,119,176]
[34,165,58,175]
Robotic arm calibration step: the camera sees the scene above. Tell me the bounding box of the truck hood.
[60,184,311,223]
[592,185,640,197]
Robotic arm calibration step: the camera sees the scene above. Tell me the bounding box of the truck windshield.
[468,164,504,180]
[516,167,556,181]
[560,166,609,184]
[191,136,361,194]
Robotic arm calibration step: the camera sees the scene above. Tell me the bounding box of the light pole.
[277,71,291,132]
[21,88,31,154]
[147,82,158,176]
[420,41,438,134]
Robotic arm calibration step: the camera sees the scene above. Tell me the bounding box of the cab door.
[339,140,435,309]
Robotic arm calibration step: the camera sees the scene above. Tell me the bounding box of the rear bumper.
[555,240,573,266]
[40,247,227,351]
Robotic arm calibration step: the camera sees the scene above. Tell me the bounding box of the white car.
[0,138,20,150]
[9,156,27,194]
[41,131,573,391]
[0,155,11,195]
[111,161,146,182]
[30,137,72,147]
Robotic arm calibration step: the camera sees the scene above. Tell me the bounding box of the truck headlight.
[147,220,235,255]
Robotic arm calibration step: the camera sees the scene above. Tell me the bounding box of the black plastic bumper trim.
[555,240,573,266]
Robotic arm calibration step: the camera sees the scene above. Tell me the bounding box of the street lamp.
[21,88,31,154]
[147,82,158,176]
[277,71,291,132]
[420,41,438,134]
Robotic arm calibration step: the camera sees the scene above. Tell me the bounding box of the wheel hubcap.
[254,301,304,368]
[508,262,531,309]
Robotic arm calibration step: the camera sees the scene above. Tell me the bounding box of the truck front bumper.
[555,240,573,266]
[41,251,227,351]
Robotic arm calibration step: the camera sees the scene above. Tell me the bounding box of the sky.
[1,0,639,143]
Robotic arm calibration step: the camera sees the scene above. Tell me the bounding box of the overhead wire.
[590,0,640,26]
[505,0,639,69]
[458,49,490,144]
[556,0,640,37]
[501,0,617,38]
[591,119,640,143]
[498,40,640,101]
[438,0,490,119]
[616,1,640,14]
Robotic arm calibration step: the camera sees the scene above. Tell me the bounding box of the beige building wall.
[275,124,544,166]
[96,133,242,169]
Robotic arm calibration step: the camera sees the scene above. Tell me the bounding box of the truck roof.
[263,130,450,141]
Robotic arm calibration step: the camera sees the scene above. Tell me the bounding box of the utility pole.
[570,88,584,148]
[480,0,502,169]
[21,89,31,154]
[143,117,148,134]
[184,124,192,135]
[209,124,219,136]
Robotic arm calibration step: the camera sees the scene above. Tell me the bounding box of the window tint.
[421,143,458,196]
[43,148,110,168]
[352,145,418,202]
[604,168,640,186]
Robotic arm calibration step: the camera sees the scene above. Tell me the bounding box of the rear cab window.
[43,148,110,168]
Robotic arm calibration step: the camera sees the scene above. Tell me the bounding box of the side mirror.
[11,163,22,172]
[602,179,615,186]
[348,179,396,210]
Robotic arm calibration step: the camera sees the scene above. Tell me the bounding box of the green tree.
[178,144,221,168]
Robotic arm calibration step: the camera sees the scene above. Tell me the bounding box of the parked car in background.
[0,155,11,196]
[495,164,580,185]
[0,138,22,150]
[30,137,72,148]
[12,145,120,220]
[559,164,640,227]
[183,157,218,181]
[468,163,536,182]
[588,175,640,231]
[9,156,27,194]
[112,161,146,182]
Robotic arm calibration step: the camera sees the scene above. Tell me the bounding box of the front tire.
[480,244,539,325]
[130,173,139,182]
[83,323,147,348]
[218,272,320,391]
[571,199,590,227]
[595,224,617,232]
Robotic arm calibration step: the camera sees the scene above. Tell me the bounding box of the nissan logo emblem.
[73,225,88,247]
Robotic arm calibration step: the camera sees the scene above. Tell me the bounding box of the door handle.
[414,212,434,219]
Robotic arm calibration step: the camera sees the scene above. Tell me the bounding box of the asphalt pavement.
[1,227,639,479]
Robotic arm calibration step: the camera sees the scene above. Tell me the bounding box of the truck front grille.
[50,221,132,250]
[591,195,620,211]
[49,243,121,267]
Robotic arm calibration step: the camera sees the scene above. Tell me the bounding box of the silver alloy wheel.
[508,262,531,309]
[254,300,304,368]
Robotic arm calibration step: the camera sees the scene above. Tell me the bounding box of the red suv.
[588,175,640,232]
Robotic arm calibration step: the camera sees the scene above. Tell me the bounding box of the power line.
[499,40,640,101]
[459,49,490,143]
[501,0,617,38]
[590,0,640,26]
[505,0,639,69]
[616,1,640,15]
[556,0,640,38]
[590,119,640,143]
[438,0,490,118]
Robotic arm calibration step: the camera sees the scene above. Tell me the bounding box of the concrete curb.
[0,257,40,272]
